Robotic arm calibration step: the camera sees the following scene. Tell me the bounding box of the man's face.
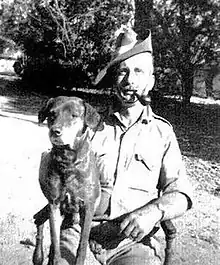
[115,53,154,107]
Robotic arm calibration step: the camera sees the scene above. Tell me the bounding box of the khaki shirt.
[92,105,192,219]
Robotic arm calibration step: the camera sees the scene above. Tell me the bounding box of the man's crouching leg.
[60,224,101,265]
[60,220,162,265]
[106,237,162,265]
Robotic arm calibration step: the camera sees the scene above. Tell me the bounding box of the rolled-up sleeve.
[158,129,193,209]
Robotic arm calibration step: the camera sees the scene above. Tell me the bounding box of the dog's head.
[38,96,103,147]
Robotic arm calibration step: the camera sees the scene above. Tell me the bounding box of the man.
[60,28,192,265]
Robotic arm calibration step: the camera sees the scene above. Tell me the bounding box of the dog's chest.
[48,147,99,202]
[50,148,83,187]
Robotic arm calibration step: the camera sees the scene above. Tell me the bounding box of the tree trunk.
[134,0,153,38]
[182,73,194,106]
[205,66,219,98]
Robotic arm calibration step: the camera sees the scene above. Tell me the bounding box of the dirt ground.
[0,76,219,265]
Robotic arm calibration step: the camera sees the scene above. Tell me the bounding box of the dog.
[33,96,104,265]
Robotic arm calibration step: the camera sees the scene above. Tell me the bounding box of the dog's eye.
[48,113,56,122]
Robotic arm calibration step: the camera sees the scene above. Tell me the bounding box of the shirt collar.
[141,104,153,124]
[111,103,153,128]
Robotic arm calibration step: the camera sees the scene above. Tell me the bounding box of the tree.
[2,0,133,91]
[0,0,30,42]
[135,0,220,104]
[134,0,154,38]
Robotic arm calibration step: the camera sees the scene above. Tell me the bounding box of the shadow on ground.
[0,77,48,116]
[153,97,220,164]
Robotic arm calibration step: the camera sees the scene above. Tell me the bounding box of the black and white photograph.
[0,1,219,264]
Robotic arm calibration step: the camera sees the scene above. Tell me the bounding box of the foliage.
[0,1,29,46]
[2,0,219,101]
[150,0,220,103]
[1,0,133,91]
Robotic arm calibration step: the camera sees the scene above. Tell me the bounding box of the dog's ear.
[84,102,103,131]
[38,98,55,124]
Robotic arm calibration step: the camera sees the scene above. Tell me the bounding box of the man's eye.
[134,68,143,73]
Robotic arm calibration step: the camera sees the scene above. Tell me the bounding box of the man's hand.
[117,212,151,242]
[115,204,162,242]
[90,202,162,250]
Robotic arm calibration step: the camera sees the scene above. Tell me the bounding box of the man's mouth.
[121,88,137,95]
[118,88,138,103]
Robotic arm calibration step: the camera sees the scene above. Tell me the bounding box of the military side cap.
[94,28,152,86]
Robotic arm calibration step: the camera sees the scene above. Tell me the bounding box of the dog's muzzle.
[50,127,62,137]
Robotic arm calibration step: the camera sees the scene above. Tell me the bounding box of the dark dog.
[33,96,103,265]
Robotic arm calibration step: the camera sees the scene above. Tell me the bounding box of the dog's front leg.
[75,202,95,265]
[48,203,65,265]
[33,223,44,265]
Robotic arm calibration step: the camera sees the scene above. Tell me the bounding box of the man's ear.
[142,74,155,97]
[150,74,155,89]
[84,102,103,131]
[38,98,54,124]
[147,74,155,92]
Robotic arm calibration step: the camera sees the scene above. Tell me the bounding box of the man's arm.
[117,127,192,242]
[90,190,188,246]
[118,190,189,242]
[91,126,192,244]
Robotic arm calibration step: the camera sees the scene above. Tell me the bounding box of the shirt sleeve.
[157,129,193,209]
[96,153,114,195]
[91,129,115,196]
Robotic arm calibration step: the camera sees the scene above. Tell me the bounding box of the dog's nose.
[51,128,62,136]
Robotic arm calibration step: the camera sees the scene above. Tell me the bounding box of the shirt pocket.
[134,153,154,171]
[134,152,162,173]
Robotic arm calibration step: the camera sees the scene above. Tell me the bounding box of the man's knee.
[107,242,162,265]
[60,226,100,265]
